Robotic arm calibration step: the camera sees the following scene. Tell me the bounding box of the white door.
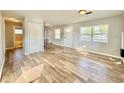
[64,27,72,47]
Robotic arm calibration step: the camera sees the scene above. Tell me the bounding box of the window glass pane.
[80,35,91,41]
[100,25,108,33]
[93,24,108,43]
[80,26,92,34]
[93,34,108,42]
[15,29,23,34]
[93,26,100,34]
[80,26,92,41]
[55,29,60,39]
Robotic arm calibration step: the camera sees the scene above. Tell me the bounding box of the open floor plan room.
[1,44,124,83]
[0,10,124,83]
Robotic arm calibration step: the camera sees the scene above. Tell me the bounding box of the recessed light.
[8,18,18,22]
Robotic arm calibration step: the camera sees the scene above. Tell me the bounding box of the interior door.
[64,27,72,47]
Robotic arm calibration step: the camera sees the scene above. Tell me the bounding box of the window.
[15,28,23,34]
[80,24,108,43]
[55,29,60,39]
[93,24,108,43]
[80,26,92,41]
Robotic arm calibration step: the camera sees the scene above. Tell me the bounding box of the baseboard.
[53,43,75,49]
[0,56,5,80]
[24,49,44,55]
[87,50,122,59]
[52,43,65,47]
[52,43,124,64]
[87,50,124,63]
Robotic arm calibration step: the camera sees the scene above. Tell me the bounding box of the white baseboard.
[87,50,124,64]
[87,50,121,59]
[53,43,74,49]
[52,43,124,63]
[0,56,5,80]
[24,49,44,55]
[52,43,65,47]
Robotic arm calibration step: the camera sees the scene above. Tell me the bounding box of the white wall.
[0,12,5,78]
[24,17,44,54]
[51,16,124,56]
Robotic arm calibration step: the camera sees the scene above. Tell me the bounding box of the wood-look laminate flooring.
[1,44,124,83]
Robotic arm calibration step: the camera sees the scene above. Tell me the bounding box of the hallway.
[1,44,124,83]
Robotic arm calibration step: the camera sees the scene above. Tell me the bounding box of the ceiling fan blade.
[86,12,92,15]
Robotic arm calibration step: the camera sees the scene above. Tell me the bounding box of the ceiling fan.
[78,10,93,15]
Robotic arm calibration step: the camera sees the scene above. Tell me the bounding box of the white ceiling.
[2,10,124,26]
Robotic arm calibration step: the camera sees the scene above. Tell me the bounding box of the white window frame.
[93,24,108,43]
[80,26,92,42]
[80,24,109,43]
[55,29,61,39]
[15,29,23,34]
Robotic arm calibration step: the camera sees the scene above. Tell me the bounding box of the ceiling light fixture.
[10,18,18,22]
[15,20,18,22]
[79,10,86,15]
[10,18,15,21]
[79,10,93,15]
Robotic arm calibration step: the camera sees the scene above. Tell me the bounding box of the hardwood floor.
[1,44,124,83]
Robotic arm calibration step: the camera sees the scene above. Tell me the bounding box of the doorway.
[5,20,23,51]
[64,27,73,47]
